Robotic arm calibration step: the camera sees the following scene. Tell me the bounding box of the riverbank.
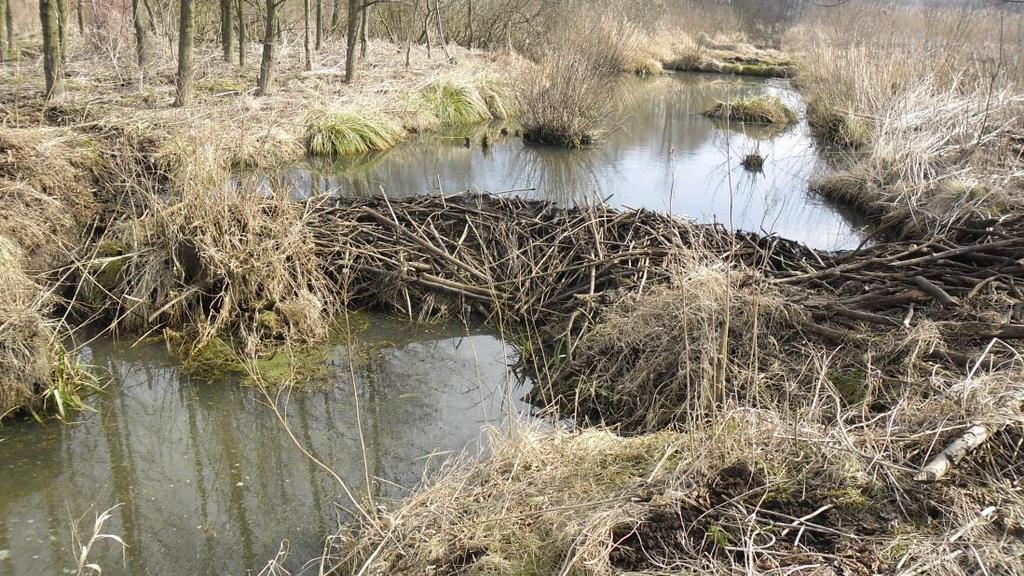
[0,39,520,418]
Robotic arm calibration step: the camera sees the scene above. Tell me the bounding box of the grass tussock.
[306,109,404,157]
[704,95,797,125]
[78,185,339,358]
[0,236,92,420]
[419,79,493,126]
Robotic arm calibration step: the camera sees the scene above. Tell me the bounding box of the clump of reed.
[0,236,91,420]
[703,95,797,125]
[519,16,638,148]
[741,151,765,172]
[305,109,404,157]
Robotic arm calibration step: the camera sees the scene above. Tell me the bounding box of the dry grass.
[787,2,1024,237]
[552,254,805,431]
[332,363,1024,575]
[79,183,339,358]
[659,32,794,78]
[704,95,798,125]
[518,16,637,148]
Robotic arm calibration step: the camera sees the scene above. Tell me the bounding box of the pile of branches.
[314,194,1024,355]
[315,194,799,321]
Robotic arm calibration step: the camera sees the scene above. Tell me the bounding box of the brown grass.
[787,2,1024,237]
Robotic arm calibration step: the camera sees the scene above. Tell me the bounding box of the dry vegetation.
[787,1,1024,238]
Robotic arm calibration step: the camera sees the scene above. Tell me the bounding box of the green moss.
[196,79,247,95]
[92,240,127,290]
[182,337,247,379]
[707,524,732,550]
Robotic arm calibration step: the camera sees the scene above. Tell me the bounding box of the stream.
[0,72,868,576]
[255,72,867,250]
[0,319,525,575]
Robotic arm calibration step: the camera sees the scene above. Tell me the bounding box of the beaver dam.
[3,1,1024,572]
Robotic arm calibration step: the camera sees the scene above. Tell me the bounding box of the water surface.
[261,73,866,250]
[0,317,526,575]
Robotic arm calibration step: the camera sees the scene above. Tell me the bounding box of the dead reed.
[786,2,1024,238]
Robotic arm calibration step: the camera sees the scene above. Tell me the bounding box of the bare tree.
[304,0,311,70]
[237,0,245,66]
[364,0,372,57]
[315,0,322,50]
[174,0,194,106]
[56,0,67,63]
[5,0,13,55]
[75,0,83,34]
[39,0,63,97]
[0,0,6,63]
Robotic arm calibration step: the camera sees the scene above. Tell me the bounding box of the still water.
[0,318,527,575]
[262,72,866,250]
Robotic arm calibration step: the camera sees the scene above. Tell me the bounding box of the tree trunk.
[0,0,6,63]
[358,0,367,59]
[76,0,83,34]
[132,0,146,67]
[5,0,14,53]
[39,0,63,97]
[315,0,322,50]
[330,0,339,33]
[220,0,232,62]
[255,0,277,95]
[56,0,67,63]
[423,8,431,59]
[303,0,311,70]
[344,0,358,82]
[174,0,194,107]
[467,0,472,49]
[236,0,245,67]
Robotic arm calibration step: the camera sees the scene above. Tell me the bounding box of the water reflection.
[248,72,867,250]
[0,318,526,575]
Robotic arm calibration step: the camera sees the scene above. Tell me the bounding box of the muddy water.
[263,72,867,250]
[0,318,527,575]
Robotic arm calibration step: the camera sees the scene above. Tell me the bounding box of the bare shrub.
[518,16,638,147]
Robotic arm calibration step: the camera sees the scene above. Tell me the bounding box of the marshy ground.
[1,0,1024,575]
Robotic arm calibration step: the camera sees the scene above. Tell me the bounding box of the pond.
[0,317,527,575]
[255,72,867,251]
